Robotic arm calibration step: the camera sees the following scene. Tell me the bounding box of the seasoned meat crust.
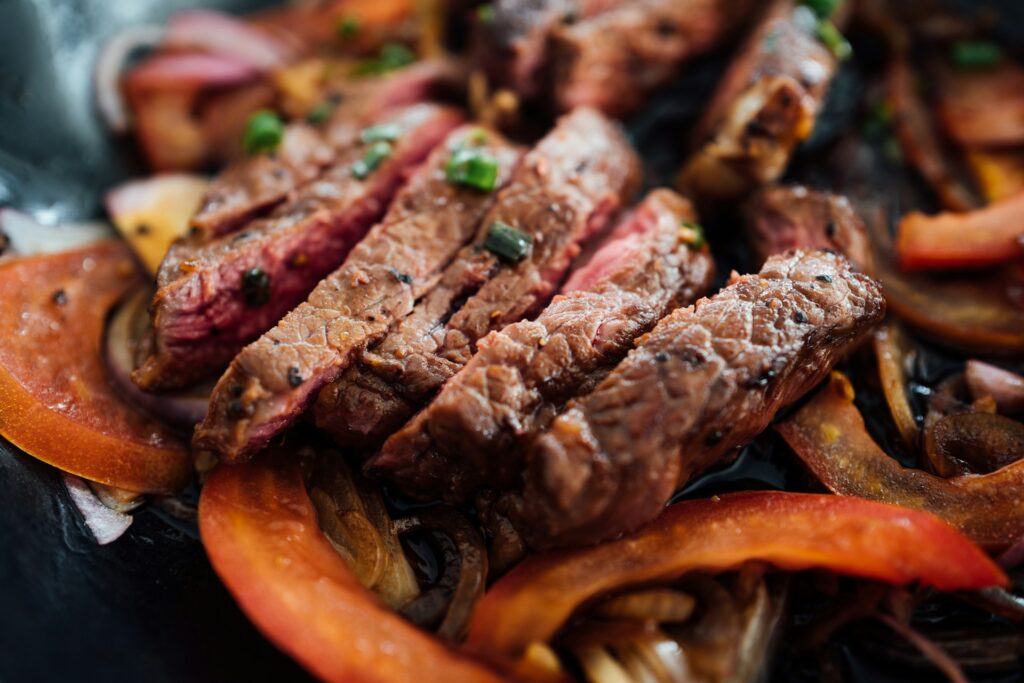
[513,249,885,548]
[746,185,874,272]
[133,105,463,391]
[549,0,755,117]
[192,125,524,461]
[369,189,715,501]
[678,0,838,199]
[191,60,466,238]
[312,107,640,451]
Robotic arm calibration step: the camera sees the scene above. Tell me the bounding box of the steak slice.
[512,249,885,548]
[312,107,640,451]
[193,125,524,461]
[191,59,467,238]
[370,189,715,501]
[678,0,839,199]
[746,185,873,271]
[549,0,756,117]
[133,105,465,391]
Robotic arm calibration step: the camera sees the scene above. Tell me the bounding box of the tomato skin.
[199,453,508,683]
[467,490,1007,660]
[896,190,1024,271]
[0,241,190,493]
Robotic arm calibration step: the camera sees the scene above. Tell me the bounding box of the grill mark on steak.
[368,189,715,502]
[311,108,640,451]
[190,59,468,238]
[192,125,524,460]
[746,185,874,272]
[133,105,465,391]
[677,0,839,199]
[510,249,885,548]
[549,0,756,117]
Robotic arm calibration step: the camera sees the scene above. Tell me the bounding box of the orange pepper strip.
[199,453,508,683]
[0,242,191,493]
[776,372,1024,550]
[896,190,1024,271]
[467,489,1005,660]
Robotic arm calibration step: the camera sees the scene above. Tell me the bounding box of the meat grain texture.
[511,249,885,548]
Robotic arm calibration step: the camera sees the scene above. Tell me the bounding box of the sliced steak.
[134,105,464,391]
[477,0,621,100]
[678,0,839,200]
[370,189,715,501]
[193,125,524,461]
[312,108,640,451]
[191,59,467,238]
[549,0,755,117]
[746,185,873,271]
[511,249,885,548]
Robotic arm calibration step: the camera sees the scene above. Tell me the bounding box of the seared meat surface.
[191,60,467,238]
[678,0,838,199]
[550,0,755,117]
[746,185,873,271]
[370,189,715,501]
[192,125,523,460]
[511,250,885,548]
[312,108,640,450]
[133,105,463,391]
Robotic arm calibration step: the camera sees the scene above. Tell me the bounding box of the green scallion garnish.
[484,221,532,263]
[950,40,1001,69]
[337,16,360,40]
[800,0,840,19]
[307,101,333,125]
[681,221,706,249]
[351,141,393,179]
[817,19,852,61]
[352,43,417,77]
[446,147,499,191]
[360,123,403,144]
[243,110,285,155]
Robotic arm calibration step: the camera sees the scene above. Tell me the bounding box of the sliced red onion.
[965,360,1024,416]
[104,289,210,429]
[125,52,261,92]
[0,208,112,256]
[62,473,134,545]
[94,24,165,133]
[164,10,293,71]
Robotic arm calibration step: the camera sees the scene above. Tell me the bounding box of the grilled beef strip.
[510,249,885,548]
[746,185,874,272]
[312,108,641,452]
[191,59,468,238]
[678,0,839,200]
[370,189,716,501]
[193,125,524,461]
[549,0,756,117]
[133,105,464,391]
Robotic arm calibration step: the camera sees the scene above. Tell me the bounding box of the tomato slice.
[466,490,1006,660]
[776,372,1024,549]
[0,242,191,493]
[896,190,1024,271]
[199,452,507,683]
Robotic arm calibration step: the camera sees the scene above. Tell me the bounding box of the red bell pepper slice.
[0,242,191,493]
[896,190,1024,271]
[466,490,1005,660]
[199,453,507,683]
[776,372,1024,550]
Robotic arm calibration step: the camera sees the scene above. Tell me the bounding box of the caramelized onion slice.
[874,323,920,449]
[776,372,1024,549]
[965,360,1024,415]
[924,412,1024,477]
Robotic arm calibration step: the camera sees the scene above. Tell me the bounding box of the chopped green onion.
[484,222,532,263]
[800,0,840,19]
[680,221,705,249]
[446,147,499,191]
[817,19,852,61]
[476,4,495,23]
[306,101,333,125]
[359,123,403,144]
[243,110,285,155]
[351,141,393,179]
[352,43,417,77]
[950,40,1002,69]
[337,16,360,40]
